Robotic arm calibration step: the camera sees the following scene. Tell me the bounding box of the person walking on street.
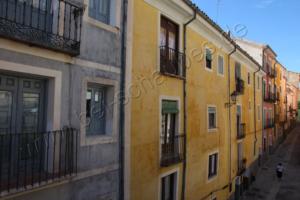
[276,163,284,181]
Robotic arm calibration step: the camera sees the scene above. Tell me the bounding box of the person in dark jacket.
[276,163,284,181]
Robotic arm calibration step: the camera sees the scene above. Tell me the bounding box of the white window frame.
[257,105,261,121]
[159,95,181,160]
[83,0,121,33]
[217,54,224,76]
[247,72,251,85]
[207,150,219,181]
[80,77,119,146]
[207,105,217,132]
[159,168,179,200]
[205,47,213,72]
[257,76,261,90]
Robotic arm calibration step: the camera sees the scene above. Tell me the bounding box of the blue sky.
[192,0,300,73]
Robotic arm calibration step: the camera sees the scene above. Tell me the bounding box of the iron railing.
[268,67,276,78]
[160,46,185,78]
[237,123,246,140]
[264,120,275,129]
[0,0,83,55]
[276,92,280,102]
[160,134,185,167]
[235,78,245,95]
[264,92,276,103]
[0,128,78,195]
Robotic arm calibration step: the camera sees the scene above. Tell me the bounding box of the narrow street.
[243,124,300,200]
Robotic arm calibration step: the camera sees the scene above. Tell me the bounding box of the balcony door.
[236,105,242,137]
[160,16,179,75]
[0,74,46,179]
[161,100,178,162]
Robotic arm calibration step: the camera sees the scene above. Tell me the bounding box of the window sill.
[208,128,218,133]
[159,71,185,80]
[81,135,117,146]
[84,17,120,34]
[207,174,218,183]
[205,67,213,72]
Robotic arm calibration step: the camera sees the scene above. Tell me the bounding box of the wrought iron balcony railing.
[276,92,280,102]
[0,0,83,56]
[237,123,246,140]
[268,67,276,78]
[264,121,275,129]
[160,46,185,78]
[0,128,78,196]
[160,134,185,167]
[264,92,276,103]
[235,78,245,95]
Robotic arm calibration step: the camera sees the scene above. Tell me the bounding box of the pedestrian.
[276,163,284,181]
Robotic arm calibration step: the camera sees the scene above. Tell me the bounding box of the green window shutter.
[162,100,179,114]
[206,49,212,61]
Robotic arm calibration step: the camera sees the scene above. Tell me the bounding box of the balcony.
[264,92,276,103]
[275,114,280,123]
[264,121,275,129]
[160,46,185,78]
[160,135,185,167]
[276,92,280,102]
[0,128,78,195]
[237,123,246,140]
[0,0,83,56]
[237,159,246,176]
[235,78,245,95]
[268,68,276,78]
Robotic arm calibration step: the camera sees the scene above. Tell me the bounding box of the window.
[206,48,213,70]
[217,55,224,75]
[86,84,106,135]
[257,105,261,121]
[161,100,179,164]
[208,106,217,130]
[208,153,218,178]
[257,76,260,90]
[160,16,180,75]
[161,173,177,200]
[247,72,251,85]
[235,62,241,79]
[89,0,110,24]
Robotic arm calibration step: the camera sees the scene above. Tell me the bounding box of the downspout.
[227,44,236,193]
[119,0,128,199]
[273,60,278,147]
[182,9,196,200]
[253,61,261,164]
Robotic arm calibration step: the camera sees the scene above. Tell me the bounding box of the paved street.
[243,124,300,200]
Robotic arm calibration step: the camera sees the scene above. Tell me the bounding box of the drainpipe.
[182,9,196,200]
[253,60,261,165]
[227,43,236,193]
[273,60,278,147]
[119,0,128,199]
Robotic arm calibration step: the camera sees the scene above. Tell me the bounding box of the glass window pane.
[22,93,40,133]
[86,85,106,135]
[0,91,13,134]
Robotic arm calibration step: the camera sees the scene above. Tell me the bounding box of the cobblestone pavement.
[242,124,300,200]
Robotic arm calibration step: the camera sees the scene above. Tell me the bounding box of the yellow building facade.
[125,0,265,200]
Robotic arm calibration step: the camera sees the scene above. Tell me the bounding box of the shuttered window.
[162,100,179,114]
[218,55,224,75]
